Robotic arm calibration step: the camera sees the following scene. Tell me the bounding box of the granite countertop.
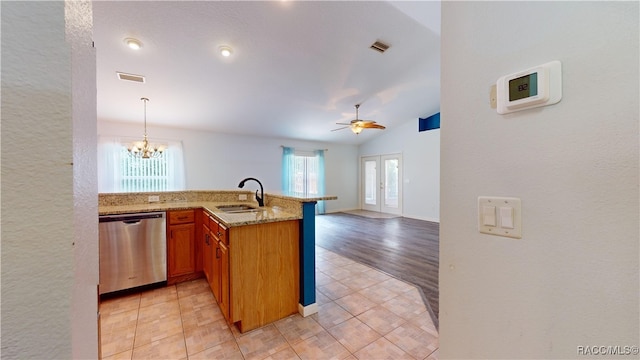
[99,201,300,228]
[98,190,337,227]
[267,191,338,202]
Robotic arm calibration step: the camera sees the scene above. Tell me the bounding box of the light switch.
[500,206,514,229]
[482,205,496,226]
[478,196,522,239]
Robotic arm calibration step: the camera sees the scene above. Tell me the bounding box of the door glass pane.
[364,160,377,205]
[293,154,319,196]
[384,159,398,208]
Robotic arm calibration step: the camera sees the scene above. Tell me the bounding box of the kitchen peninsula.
[99,190,336,333]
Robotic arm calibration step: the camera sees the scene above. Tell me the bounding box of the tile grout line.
[130,294,141,359]
[175,285,190,359]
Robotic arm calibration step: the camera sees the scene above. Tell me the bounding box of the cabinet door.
[211,230,221,302]
[194,210,203,273]
[168,223,195,277]
[219,241,230,321]
[202,224,212,282]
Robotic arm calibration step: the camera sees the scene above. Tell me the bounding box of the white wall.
[440,2,639,359]
[1,2,98,358]
[359,118,440,222]
[69,1,100,358]
[98,121,359,212]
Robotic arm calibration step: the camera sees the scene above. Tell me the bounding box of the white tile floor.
[100,246,439,359]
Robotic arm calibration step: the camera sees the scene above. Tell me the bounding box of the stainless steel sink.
[217,205,259,213]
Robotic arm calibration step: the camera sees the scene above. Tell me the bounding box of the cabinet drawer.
[205,212,217,232]
[169,210,195,224]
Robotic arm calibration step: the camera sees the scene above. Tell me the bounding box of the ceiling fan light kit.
[332,104,386,135]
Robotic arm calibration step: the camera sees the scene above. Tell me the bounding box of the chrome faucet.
[238,177,264,207]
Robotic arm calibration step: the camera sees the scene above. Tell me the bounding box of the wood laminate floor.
[315,212,440,327]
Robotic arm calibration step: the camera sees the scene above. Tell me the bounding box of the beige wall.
[1,2,98,358]
[440,2,639,359]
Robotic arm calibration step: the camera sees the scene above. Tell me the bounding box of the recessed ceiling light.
[219,46,233,57]
[124,38,143,50]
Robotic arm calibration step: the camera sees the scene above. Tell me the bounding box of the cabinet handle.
[177,216,188,220]
[217,231,222,237]
[205,234,209,245]
[216,247,220,259]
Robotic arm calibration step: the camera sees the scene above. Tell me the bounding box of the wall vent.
[117,72,145,83]
[370,41,390,53]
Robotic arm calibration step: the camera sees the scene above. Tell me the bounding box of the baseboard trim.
[298,302,318,317]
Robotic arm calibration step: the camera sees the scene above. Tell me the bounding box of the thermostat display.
[497,61,561,114]
[509,73,537,101]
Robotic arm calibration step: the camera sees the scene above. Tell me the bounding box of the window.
[282,147,325,213]
[98,137,185,193]
[292,151,319,195]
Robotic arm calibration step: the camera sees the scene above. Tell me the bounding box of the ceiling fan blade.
[335,122,352,125]
[361,122,386,129]
[331,126,350,132]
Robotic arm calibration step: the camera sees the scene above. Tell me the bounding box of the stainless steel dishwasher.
[99,212,167,295]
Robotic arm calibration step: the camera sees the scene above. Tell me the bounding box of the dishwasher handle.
[99,212,166,223]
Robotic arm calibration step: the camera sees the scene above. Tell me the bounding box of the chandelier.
[128,97,165,158]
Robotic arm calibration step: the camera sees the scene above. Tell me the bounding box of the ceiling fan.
[332,104,386,134]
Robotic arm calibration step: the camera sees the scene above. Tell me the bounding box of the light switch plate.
[478,196,522,239]
[238,194,248,201]
[148,195,160,202]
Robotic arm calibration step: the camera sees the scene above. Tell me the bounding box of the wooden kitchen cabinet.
[167,210,196,283]
[228,220,299,333]
[202,211,227,316]
[173,208,299,333]
[209,216,221,302]
[207,216,226,311]
[202,222,213,285]
[216,224,230,320]
[194,210,203,273]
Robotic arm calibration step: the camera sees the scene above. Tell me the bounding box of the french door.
[361,154,402,215]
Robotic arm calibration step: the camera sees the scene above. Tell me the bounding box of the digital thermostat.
[496,61,562,114]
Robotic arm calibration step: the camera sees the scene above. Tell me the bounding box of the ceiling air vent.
[370,40,390,53]
[116,72,145,83]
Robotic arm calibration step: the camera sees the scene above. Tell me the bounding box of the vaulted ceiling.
[93,1,440,145]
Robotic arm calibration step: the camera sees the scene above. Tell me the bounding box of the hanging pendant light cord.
[141,97,149,137]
